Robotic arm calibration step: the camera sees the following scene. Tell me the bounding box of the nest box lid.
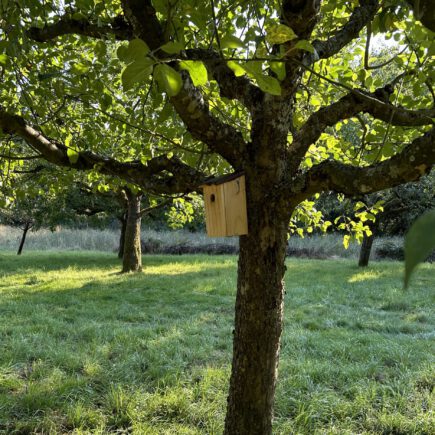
[201,171,245,187]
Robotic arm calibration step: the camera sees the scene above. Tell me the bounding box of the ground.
[0,252,433,434]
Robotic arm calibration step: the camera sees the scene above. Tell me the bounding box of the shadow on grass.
[0,253,433,433]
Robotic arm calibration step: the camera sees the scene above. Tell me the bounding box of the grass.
[0,252,433,434]
[0,225,405,260]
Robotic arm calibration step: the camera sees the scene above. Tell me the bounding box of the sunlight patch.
[348,270,383,283]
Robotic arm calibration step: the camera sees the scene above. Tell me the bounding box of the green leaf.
[221,34,245,49]
[65,134,73,148]
[256,75,282,95]
[243,62,281,95]
[154,64,182,97]
[266,24,297,44]
[343,234,351,249]
[161,41,184,54]
[404,209,435,288]
[269,61,286,80]
[121,58,154,90]
[227,61,245,77]
[71,62,89,75]
[94,41,107,58]
[294,40,315,53]
[67,148,79,164]
[0,53,7,65]
[179,60,207,86]
[242,61,262,77]
[118,39,150,62]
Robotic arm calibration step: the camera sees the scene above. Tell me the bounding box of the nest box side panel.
[223,175,248,236]
[203,184,227,237]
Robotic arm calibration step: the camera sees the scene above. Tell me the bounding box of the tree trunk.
[17,222,31,255]
[122,191,142,273]
[118,213,127,259]
[224,189,290,435]
[358,232,375,267]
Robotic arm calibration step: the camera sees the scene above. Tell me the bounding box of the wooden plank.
[203,183,227,237]
[223,175,248,236]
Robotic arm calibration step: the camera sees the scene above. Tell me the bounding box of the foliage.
[0,252,433,433]
[404,209,435,288]
[316,171,435,240]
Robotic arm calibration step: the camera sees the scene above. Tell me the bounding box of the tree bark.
[122,190,142,273]
[224,187,290,435]
[118,213,127,259]
[17,222,31,255]
[358,232,375,267]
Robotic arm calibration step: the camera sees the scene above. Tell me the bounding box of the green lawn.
[0,252,433,434]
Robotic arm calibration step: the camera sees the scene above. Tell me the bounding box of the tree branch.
[27,14,133,42]
[25,1,249,167]
[289,127,435,200]
[0,110,205,194]
[184,49,263,112]
[290,81,435,169]
[306,0,380,64]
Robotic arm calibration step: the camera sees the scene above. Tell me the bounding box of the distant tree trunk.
[358,232,375,267]
[358,218,379,267]
[17,222,31,255]
[122,190,142,273]
[118,213,127,259]
[224,180,291,435]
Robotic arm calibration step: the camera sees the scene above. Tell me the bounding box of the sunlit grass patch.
[0,252,433,433]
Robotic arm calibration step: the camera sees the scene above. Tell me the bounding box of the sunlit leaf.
[154,64,182,97]
[221,34,245,49]
[179,60,208,86]
[266,24,297,44]
[67,148,79,164]
[228,61,245,76]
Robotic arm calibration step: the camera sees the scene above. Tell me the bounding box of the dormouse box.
[202,173,248,237]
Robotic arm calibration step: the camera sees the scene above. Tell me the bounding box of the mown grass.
[0,252,433,434]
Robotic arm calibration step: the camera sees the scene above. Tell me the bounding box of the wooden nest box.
[202,172,248,237]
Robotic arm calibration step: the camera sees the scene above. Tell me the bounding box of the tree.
[358,172,435,266]
[1,1,435,433]
[0,165,80,254]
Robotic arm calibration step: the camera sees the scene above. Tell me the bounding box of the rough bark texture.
[224,178,291,435]
[358,232,375,267]
[118,214,127,259]
[122,191,142,273]
[17,222,31,255]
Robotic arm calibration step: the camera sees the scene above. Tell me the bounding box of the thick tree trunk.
[224,191,290,435]
[118,213,127,259]
[122,191,142,273]
[358,232,375,267]
[17,222,31,255]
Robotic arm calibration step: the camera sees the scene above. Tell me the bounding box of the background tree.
[358,171,435,266]
[1,1,435,433]
[0,165,78,254]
